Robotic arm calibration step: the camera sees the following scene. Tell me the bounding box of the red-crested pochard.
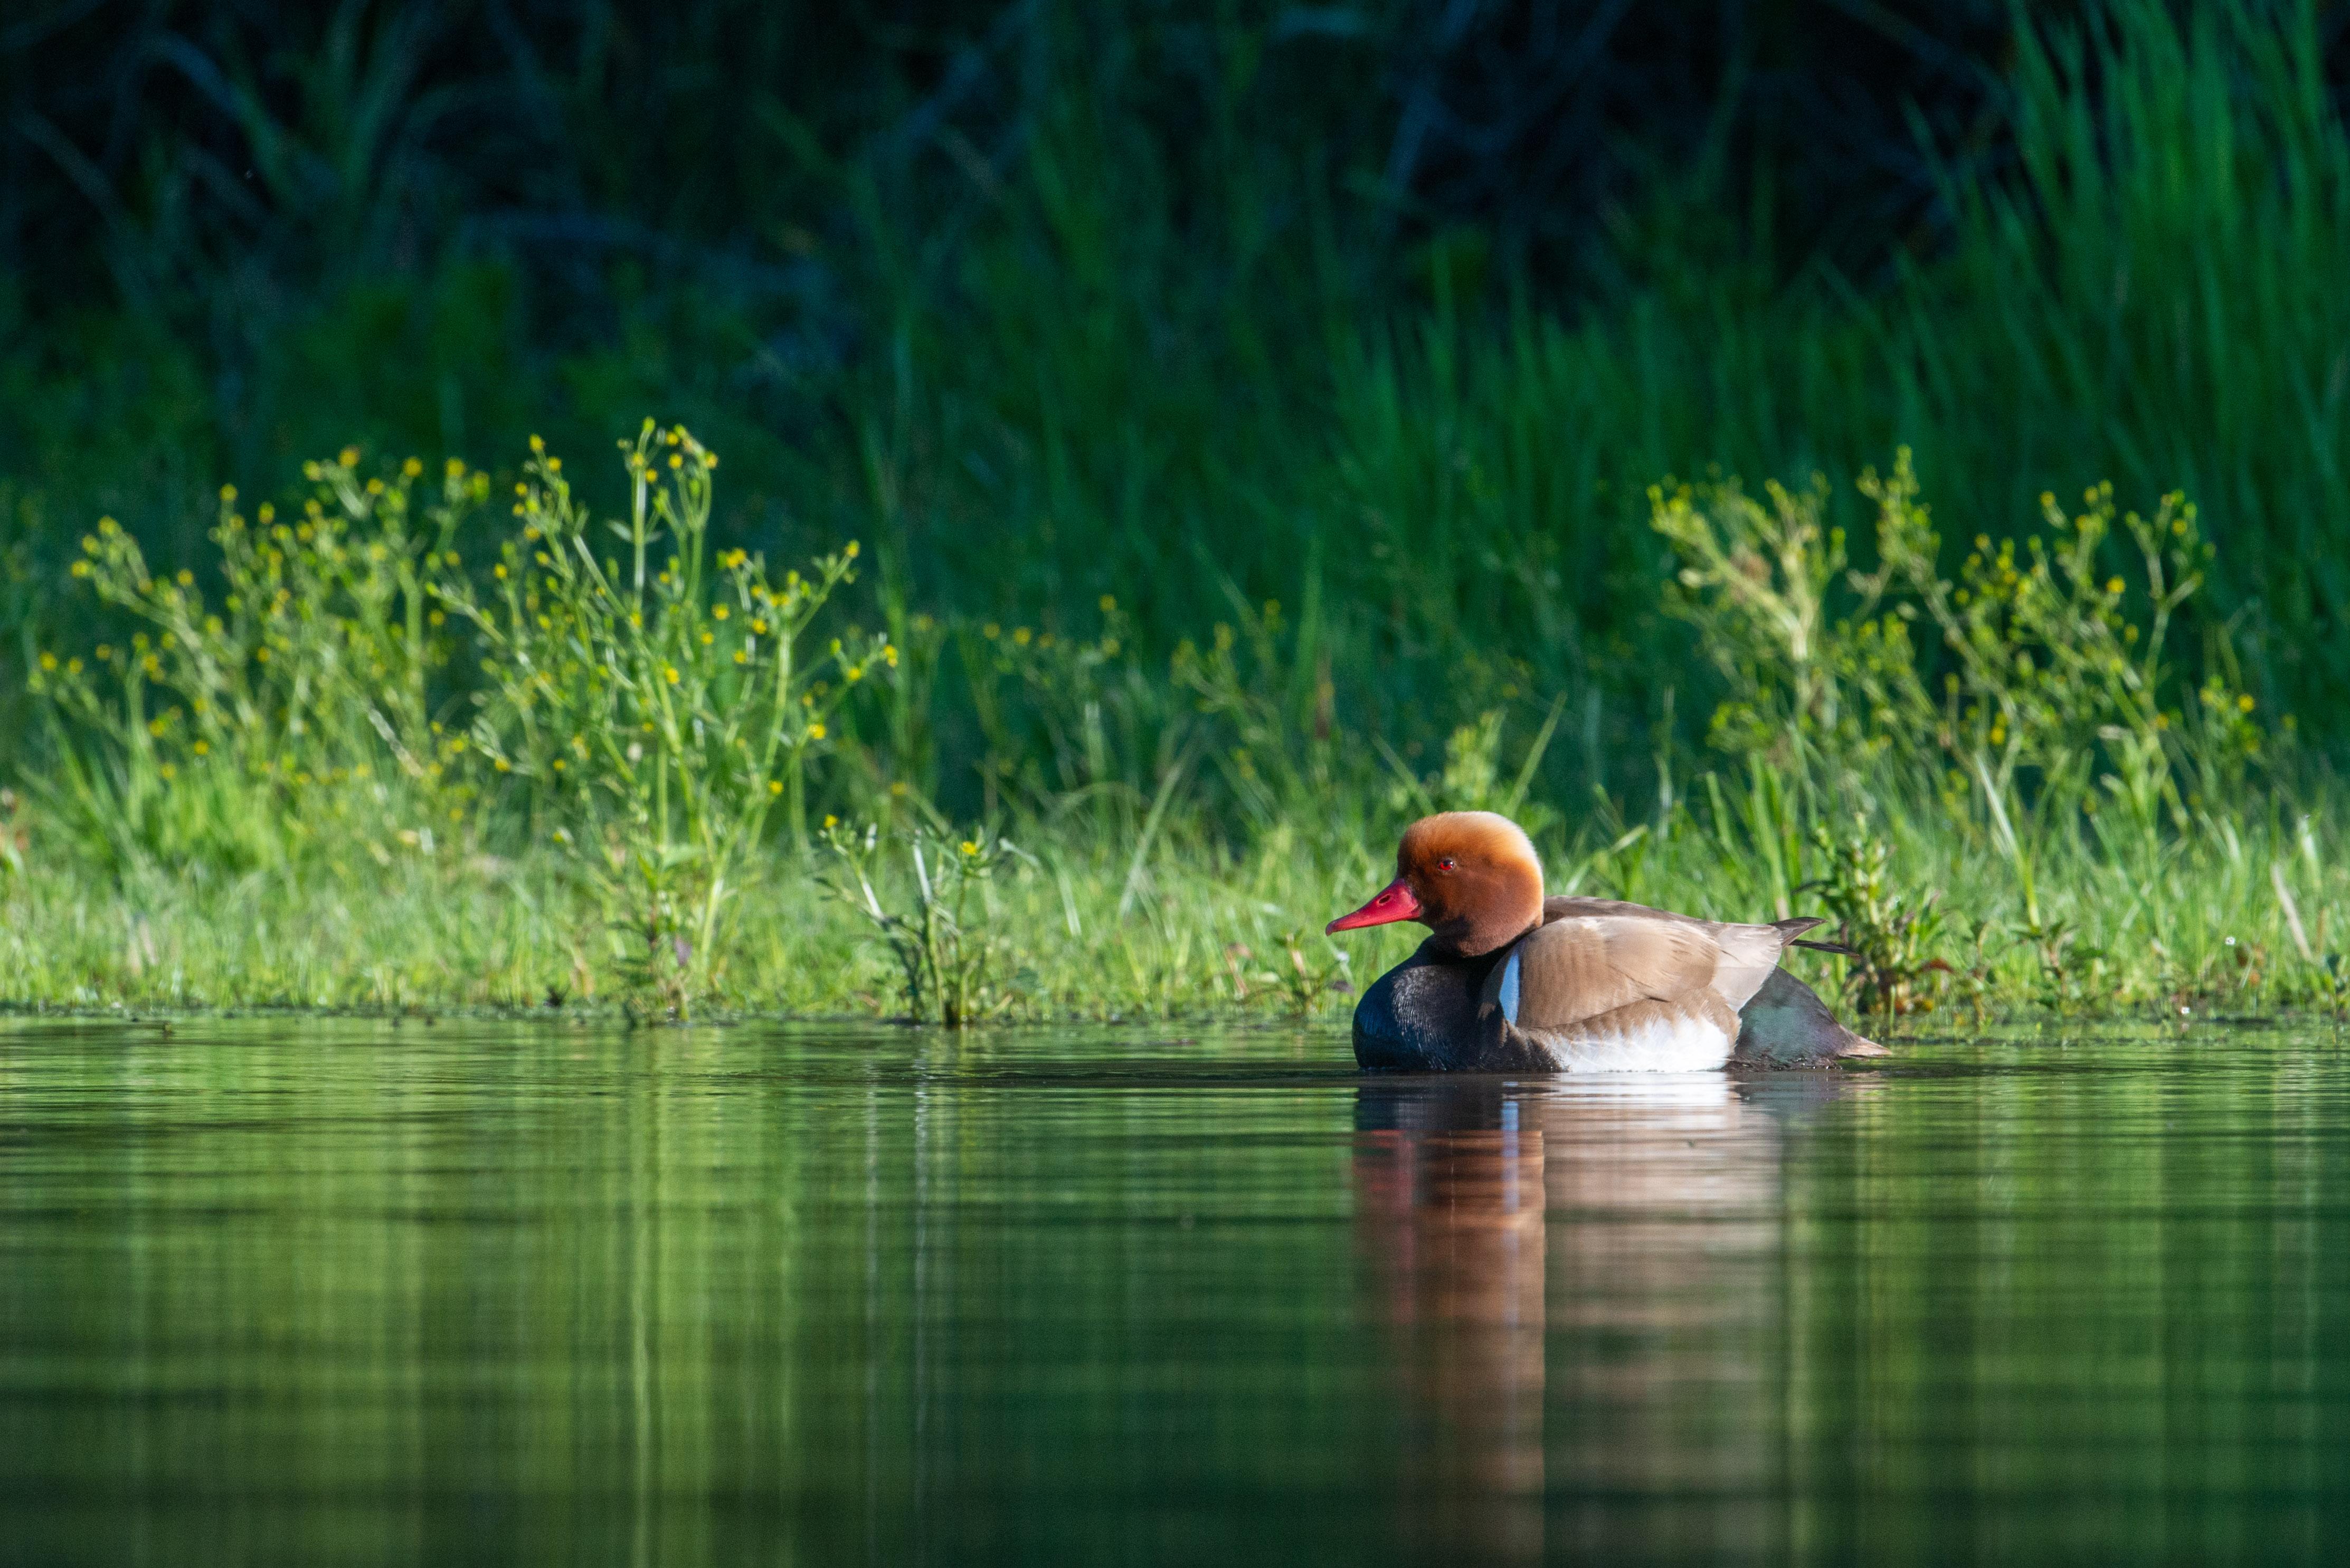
[1326,811,1885,1072]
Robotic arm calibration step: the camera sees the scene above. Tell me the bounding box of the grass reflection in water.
[0,1021,2346,1566]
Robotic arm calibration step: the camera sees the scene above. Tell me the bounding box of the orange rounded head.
[1325,810,1545,958]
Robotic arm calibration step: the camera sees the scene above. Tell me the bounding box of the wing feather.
[1482,917,1723,1030]
[1488,909,1806,1026]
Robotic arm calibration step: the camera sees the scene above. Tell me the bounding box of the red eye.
[1437,857,1457,872]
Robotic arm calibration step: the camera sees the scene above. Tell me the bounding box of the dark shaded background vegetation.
[4,0,2348,817]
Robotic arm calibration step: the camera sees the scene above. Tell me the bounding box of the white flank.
[1533,1011,1734,1073]
[1496,949,1522,1024]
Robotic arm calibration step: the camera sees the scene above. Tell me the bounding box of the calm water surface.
[2,1017,2347,1565]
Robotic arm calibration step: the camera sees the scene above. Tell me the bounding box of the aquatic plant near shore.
[1804,814,1948,1021]
[1655,450,2266,918]
[1263,929,1355,1018]
[1657,451,2258,791]
[27,454,486,872]
[437,422,892,1001]
[819,819,1025,1027]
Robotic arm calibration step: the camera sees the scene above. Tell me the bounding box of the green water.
[2,1019,2347,1566]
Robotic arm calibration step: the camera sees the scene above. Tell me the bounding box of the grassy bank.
[2,428,2344,1033]
[5,3,2349,1030]
[4,773,2347,1030]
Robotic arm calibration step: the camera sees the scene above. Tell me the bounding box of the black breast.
[1352,940,1510,1071]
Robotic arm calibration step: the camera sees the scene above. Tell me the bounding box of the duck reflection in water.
[1352,1072,1879,1562]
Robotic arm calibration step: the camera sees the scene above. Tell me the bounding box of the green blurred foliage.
[1,0,2345,816]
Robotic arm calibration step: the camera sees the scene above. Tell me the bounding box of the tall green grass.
[8,3,2344,770]
[4,417,2346,1031]
[6,2,2350,1026]
[827,0,2350,774]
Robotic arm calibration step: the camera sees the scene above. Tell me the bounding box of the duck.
[1325,811,1887,1072]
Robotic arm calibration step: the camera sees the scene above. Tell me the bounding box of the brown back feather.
[1521,899,1808,1014]
[1485,916,1727,1030]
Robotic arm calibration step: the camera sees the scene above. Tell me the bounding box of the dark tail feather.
[1771,916,1854,956]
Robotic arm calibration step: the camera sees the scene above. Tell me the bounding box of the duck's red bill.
[1325,877,1423,934]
